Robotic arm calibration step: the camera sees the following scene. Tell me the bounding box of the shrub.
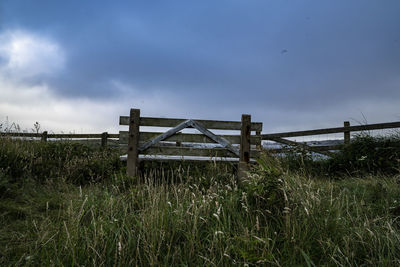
[326,134,400,175]
[274,134,400,177]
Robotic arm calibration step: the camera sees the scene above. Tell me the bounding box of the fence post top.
[241,114,251,121]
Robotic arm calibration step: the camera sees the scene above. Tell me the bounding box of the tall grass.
[1,137,400,265]
[2,173,400,265]
[0,137,122,184]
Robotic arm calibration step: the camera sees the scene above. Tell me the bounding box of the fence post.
[344,121,350,144]
[256,130,261,149]
[127,108,140,177]
[239,114,251,183]
[41,131,48,142]
[101,132,108,147]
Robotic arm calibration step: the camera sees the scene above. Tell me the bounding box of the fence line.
[262,121,400,139]
[2,120,399,153]
[1,132,119,147]
[262,121,400,156]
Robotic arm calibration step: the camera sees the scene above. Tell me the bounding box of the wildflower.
[118,241,122,255]
[216,204,222,215]
[283,207,291,214]
[304,207,309,215]
[215,231,224,236]
[358,155,367,161]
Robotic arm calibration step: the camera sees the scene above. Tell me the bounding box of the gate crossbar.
[139,119,240,157]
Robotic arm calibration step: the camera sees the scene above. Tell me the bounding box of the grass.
[280,133,400,177]
[1,137,400,265]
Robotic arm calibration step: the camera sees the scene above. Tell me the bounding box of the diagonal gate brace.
[139,119,192,152]
[188,120,240,156]
[139,119,240,157]
[268,137,333,157]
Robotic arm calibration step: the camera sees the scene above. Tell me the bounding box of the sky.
[0,0,399,134]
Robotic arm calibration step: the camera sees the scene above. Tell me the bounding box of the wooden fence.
[119,108,263,177]
[1,132,119,147]
[261,121,400,156]
[2,118,399,174]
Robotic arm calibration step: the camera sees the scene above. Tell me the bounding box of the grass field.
[1,137,400,266]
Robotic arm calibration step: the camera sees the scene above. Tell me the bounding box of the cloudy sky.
[0,0,399,134]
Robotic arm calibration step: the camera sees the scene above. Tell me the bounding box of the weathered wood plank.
[261,121,400,139]
[240,114,251,163]
[127,109,140,177]
[119,131,261,145]
[1,133,120,139]
[265,145,341,153]
[119,116,262,131]
[107,134,120,139]
[239,114,251,182]
[268,137,333,157]
[1,132,43,138]
[47,133,103,138]
[139,120,192,152]
[256,130,261,149]
[344,121,350,144]
[140,146,260,158]
[120,155,259,163]
[189,120,240,156]
[41,131,48,142]
[138,156,242,163]
[101,132,108,147]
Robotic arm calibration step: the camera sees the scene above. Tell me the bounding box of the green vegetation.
[328,134,400,175]
[1,135,400,265]
[281,134,400,177]
[0,138,122,184]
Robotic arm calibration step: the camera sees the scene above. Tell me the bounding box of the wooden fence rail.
[262,121,400,139]
[2,120,399,161]
[262,121,400,156]
[1,132,120,147]
[119,116,263,131]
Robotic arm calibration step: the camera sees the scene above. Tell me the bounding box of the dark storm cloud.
[1,0,399,113]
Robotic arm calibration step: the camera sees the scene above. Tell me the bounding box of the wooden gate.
[119,108,263,177]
